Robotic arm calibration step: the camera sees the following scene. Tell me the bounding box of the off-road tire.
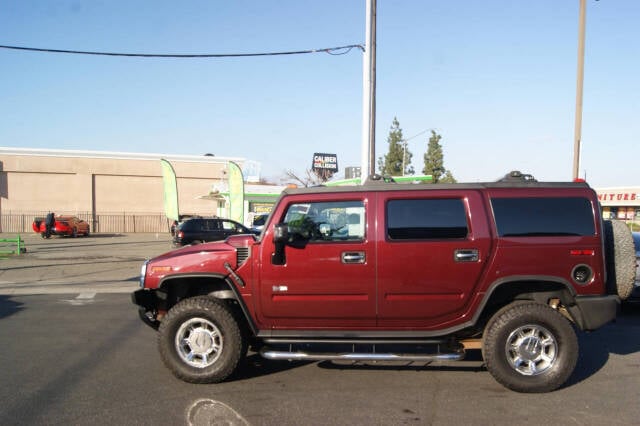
[603,220,635,300]
[158,296,246,383]
[482,301,578,393]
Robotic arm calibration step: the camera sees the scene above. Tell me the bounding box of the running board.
[260,349,465,362]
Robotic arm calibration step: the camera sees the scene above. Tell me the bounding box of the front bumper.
[131,289,160,330]
[569,295,620,331]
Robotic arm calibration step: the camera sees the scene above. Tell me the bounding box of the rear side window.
[387,199,468,240]
[204,220,218,231]
[491,197,595,237]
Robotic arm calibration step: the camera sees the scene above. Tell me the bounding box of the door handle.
[342,251,366,264]
[454,249,479,262]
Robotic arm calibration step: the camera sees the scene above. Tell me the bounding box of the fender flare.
[158,272,259,335]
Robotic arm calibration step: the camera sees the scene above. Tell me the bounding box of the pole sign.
[312,153,338,172]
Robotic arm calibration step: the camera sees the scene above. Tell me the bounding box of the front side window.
[491,197,595,237]
[221,220,238,231]
[387,198,468,240]
[283,200,365,242]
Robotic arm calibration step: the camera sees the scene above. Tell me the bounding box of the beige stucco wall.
[0,148,241,217]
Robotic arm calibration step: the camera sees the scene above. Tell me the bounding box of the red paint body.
[140,182,608,334]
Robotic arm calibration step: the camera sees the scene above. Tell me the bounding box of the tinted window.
[387,199,468,240]
[491,197,595,237]
[252,214,268,226]
[178,221,191,231]
[179,219,206,231]
[283,201,365,242]
[206,219,220,231]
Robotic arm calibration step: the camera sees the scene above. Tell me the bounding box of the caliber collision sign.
[312,153,338,172]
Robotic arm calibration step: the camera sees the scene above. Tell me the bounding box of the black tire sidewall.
[603,220,635,300]
[483,302,578,393]
[158,296,244,383]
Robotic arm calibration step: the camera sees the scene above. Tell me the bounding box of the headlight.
[140,260,149,288]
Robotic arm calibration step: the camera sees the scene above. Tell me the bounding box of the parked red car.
[32,215,90,238]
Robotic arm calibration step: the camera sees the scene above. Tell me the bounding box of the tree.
[283,169,327,187]
[378,117,414,177]
[422,130,456,183]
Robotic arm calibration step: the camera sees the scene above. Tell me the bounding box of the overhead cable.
[0,43,364,58]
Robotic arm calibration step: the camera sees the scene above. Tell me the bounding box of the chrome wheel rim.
[505,324,557,376]
[175,317,223,368]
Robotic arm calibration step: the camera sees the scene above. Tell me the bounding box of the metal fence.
[0,211,172,234]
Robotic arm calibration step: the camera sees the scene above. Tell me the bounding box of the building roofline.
[0,146,245,164]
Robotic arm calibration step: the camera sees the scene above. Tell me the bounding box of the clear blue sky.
[1,1,638,187]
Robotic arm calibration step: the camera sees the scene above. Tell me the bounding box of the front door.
[257,195,376,329]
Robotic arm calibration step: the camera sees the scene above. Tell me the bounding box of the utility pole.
[401,129,430,176]
[573,0,586,180]
[360,0,376,183]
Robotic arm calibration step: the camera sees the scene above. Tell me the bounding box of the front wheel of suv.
[158,296,246,383]
[482,301,578,393]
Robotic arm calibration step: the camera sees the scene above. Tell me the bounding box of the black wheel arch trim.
[468,275,616,332]
[157,272,259,336]
[475,275,585,329]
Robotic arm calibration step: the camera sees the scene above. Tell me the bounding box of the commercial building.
[595,187,640,222]
[0,147,283,233]
[3,147,638,233]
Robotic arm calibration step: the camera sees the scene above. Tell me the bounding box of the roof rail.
[497,170,537,182]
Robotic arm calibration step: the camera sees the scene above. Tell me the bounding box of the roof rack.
[497,170,537,182]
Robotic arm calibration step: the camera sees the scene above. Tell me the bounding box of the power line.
[0,43,364,58]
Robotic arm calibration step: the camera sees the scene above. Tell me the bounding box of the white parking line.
[76,292,96,299]
[60,292,97,305]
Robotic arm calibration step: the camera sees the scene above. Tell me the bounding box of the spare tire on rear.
[603,220,636,300]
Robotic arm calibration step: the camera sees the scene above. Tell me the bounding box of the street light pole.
[573,0,586,180]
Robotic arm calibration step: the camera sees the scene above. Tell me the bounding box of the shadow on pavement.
[0,295,24,320]
[228,353,312,382]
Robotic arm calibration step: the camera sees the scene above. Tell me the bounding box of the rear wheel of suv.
[603,220,635,300]
[158,296,246,383]
[482,301,578,393]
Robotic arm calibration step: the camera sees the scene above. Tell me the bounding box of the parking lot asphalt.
[0,232,174,295]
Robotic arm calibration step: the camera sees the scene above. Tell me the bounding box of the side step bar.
[260,349,465,362]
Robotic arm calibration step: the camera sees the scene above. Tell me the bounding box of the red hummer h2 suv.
[132,175,635,393]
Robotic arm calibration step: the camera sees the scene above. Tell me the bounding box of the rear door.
[257,193,376,329]
[375,190,492,328]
